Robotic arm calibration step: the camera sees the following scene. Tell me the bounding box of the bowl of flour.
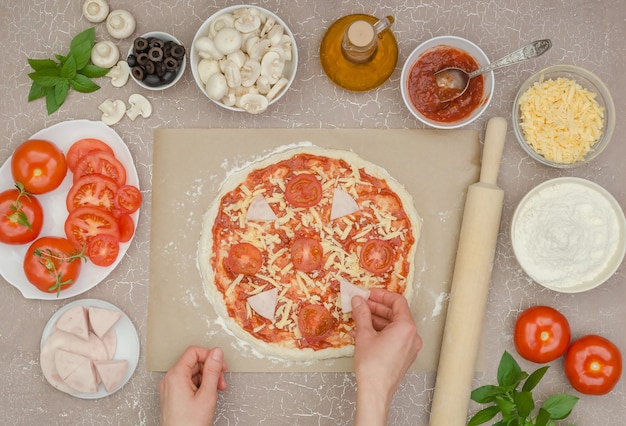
[511,177,626,293]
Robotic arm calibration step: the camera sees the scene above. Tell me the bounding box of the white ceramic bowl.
[512,64,615,168]
[511,177,626,293]
[190,5,298,113]
[128,31,186,90]
[400,35,494,129]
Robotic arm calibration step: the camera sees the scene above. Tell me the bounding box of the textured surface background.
[0,1,624,425]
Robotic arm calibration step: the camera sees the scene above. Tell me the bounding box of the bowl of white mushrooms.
[190,5,298,114]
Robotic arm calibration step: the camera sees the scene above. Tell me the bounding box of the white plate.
[0,120,139,299]
[40,298,140,399]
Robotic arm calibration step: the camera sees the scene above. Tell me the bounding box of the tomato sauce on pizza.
[199,147,421,360]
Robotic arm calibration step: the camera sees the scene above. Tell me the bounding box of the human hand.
[351,289,422,425]
[158,346,228,426]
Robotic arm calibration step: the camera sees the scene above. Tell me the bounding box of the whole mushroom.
[91,41,120,68]
[106,10,136,39]
[82,0,109,23]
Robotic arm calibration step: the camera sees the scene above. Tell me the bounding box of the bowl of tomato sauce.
[400,36,494,129]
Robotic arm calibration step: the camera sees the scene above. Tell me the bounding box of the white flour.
[512,181,621,289]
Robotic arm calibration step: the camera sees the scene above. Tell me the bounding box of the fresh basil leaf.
[79,63,109,78]
[468,405,501,426]
[497,351,523,387]
[495,396,515,416]
[70,27,96,69]
[28,58,58,71]
[69,74,100,93]
[536,407,551,426]
[45,86,62,115]
[542,394,578,420]
[60,54,77,80]
[28,68,62,88]
[28,81,47,102]
[522,366,549,392]
[513,391,534,418]
[470,384,503,403]
[54,79,70,105]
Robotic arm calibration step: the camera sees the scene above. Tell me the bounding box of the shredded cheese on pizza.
[518,77,604,164]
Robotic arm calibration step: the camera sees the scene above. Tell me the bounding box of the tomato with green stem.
[0,183,44,245]
[564,334,622,395]
[514,306,571,363]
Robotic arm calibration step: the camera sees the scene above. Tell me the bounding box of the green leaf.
[522,366,549,392]
[28,58,58,71]
[497,351,524,387]
[54,79,70,105]
[28,81,47,102]
[69,74,100,93]
[471,384,504,403]
[79,63,109,78]
[468,406,501,426]
[45,86,63,115]
[69,27,96,70]
[514,391,534,419]
[536,407,551,426]
[495,396,516,416]
[542,394,579,420]
[28,68,62,88]
[60,54,77,80]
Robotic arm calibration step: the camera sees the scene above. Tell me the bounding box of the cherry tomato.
[11,139,67,194]
[64,206,120,249]
[291,237,324,272]
[359,239,395,274]
[0,185,44,245]
[66,174,119,213]
[564,334,622,395]
[117,213,135,243]
[226,242,263,276]
[285,173,322,208]
[297,303,333,344]
[74,151,126,187]
[23,236,83,295]
[514,306,571,363]
[114,185,142,214]
[87,234,120,267]
[66,138,114,172]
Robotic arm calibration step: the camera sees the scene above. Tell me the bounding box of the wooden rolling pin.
[429,117,507,426]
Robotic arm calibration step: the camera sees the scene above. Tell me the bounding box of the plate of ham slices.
[40,299,139,398]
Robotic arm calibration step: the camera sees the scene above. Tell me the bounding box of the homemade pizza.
[198,146,421,361]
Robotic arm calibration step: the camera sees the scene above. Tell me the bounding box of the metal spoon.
[435,39,552,103]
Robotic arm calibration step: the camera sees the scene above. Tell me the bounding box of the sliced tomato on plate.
[298,303,333,344]
[66,138,114,172]
[285,173,323,208]
[226,242,263,276]
[87,234,120,267]
[291,237,324,272]
[66,174,119,213]
[65,206,120,249]
[114,184,142,214]
[74,151,127,187]
[116,213,135,243]
[359,238,395,274]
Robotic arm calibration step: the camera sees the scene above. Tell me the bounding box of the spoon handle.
[468,39,552,78]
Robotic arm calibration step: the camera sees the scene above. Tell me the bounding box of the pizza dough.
[198,146,421,361]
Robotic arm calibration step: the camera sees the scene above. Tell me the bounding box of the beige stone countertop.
[1,1,625,425]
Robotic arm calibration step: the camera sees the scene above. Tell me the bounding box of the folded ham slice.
[94,359,128,392]
[247,288,278,321]
[55,305,89,341]
[88,306,122,340]
[338,277,371,313]
[330,187,359,220]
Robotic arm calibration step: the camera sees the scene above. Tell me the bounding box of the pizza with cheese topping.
[198,146,421,361]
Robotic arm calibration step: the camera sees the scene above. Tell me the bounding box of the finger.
[172,346,212,375]
[198,347,226,397]
[351,296,375,336]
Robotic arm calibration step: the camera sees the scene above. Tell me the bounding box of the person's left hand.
[158,346,228,426]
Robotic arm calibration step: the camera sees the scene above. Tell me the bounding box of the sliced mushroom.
[213,28,243,55]
[197,59,220,84]
[221,90,237,107]
[98,99,126,125]
[266,77,289,102]
[267,24,284,46]
[255,75,271,94]
[247,38,271,62]
[260,50,285,84]
[220,60,242,89]
[209,13,235,38]
[82,0,109,23]
[106,61,130,87]
[106,10,136,39]
[234,10,262,33]
[260,17,276,37]
[238,93,268,114]
[240,59,261,87]
[126,94,152,120]
[194,36,223,61]
[91,41,120,68]
[226,50,247,69]
[274,34,293,61]
[205,73,228,101]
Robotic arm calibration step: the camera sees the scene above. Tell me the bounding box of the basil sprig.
[469,351,579,426]
[27,27,109,115]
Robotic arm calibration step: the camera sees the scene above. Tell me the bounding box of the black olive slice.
[133,37,149,53]
[148,47,164,62]
[131,66,145,81]
[144,60,156,75]
[155,61,166,77]
[136,52,149,67]
[171,45,186,60]
[149,38,164,49]
[164,57,179,72]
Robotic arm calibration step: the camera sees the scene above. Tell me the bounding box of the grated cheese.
[518,77,604,164]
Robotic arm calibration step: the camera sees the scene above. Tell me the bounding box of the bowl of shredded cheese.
[512,65,615,168]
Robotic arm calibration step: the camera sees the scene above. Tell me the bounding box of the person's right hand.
[351,289,422,425]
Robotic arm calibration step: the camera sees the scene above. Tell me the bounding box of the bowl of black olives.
[127,31,186,90]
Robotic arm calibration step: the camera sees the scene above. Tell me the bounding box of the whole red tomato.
[0,184,44,244]
[564,334,622,395]
[11,139,67,194]
[514,305,571,363]
[23,236,84,296]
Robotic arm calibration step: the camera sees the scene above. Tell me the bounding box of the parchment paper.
[147,128,480,372]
